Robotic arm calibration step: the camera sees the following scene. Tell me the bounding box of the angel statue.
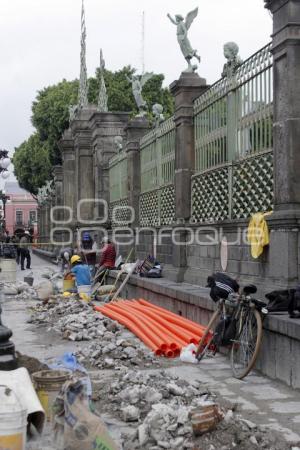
[126,72,153,116]
[167,8,201,72]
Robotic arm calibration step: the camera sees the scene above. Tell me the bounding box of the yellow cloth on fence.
[247,212,272,259]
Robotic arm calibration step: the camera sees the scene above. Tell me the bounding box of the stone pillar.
[90,112,130,221]
[264,0,300,286]
[170,73,208,222]
[265,0,300,213]
[53,165,63,207]
[125,118,150,227]
[71,108,97,224]
[59,129,76,222]
[166,73,207,281]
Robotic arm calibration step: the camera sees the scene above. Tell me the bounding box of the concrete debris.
[122,405,141,422]
[98,369,215,450]
[29,296,159,370]
[89,368,291,450]
[4,281,37,300]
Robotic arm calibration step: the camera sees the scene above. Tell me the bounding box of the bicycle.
[196,285,268,379]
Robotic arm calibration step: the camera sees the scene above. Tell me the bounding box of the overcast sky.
[0,0,272,161]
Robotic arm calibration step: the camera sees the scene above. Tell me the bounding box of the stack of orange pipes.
[94,299,207,358]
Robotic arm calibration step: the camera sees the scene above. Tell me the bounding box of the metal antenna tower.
[141,11,145,74]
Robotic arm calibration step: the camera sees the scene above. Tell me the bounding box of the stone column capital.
[264,0,289,13]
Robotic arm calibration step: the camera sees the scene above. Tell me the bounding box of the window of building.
[29,210,37,224]
[16,210,23,225]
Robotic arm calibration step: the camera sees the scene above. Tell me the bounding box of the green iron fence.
[108,151,129,225]
[192,42,273,222]
[139,116,175,226]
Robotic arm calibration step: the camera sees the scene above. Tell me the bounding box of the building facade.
[4,182,38,236]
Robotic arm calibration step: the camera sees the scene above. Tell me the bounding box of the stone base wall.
[133,220,300,298]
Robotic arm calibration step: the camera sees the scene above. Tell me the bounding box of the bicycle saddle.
[243,284,257,295]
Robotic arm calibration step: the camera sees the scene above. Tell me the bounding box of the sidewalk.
[2,254,300,447]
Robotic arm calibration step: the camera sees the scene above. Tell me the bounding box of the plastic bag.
[121,263,137,274]
[180,343,198,364]
[36,280,53,300]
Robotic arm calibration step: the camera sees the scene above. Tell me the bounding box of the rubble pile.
[30,297,159,369]
[93,369,290,450]
[3,281,37,300]
[100,369,215,449]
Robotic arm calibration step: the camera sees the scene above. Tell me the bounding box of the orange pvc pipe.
[108,302,178,353]
[122,301,191,347]
[95,306,162,356]
[106,301,180,358]
[103,303,169,353]
[137,299,206,332]
[120,301,184,350]
[137,299,206,335]
[124,301,202,345]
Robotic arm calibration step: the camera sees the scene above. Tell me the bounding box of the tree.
[31,79,79,166]
[88,65,174,117]
[12,134,52,196]
[14,67,174,194]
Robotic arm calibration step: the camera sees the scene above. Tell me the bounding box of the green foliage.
[89,65,174,118]
[31,79,78,165]
[12,134,52,196]
[14,66,174,195]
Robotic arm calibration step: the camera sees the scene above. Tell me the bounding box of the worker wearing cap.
[70,255,91,295]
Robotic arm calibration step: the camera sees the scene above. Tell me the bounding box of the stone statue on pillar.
[114,136,123,152]
[78,0,88,109]
[126,72,153,116]
[167,8,201,73]
[69,104,78,122]
[152,103,165,128]
[98,49,108,112]
[221,42,242,78]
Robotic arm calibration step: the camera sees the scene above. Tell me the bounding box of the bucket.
[32,370,70,422]
[0,259,17,283]
[0,385,27,450]
[63,278,75,292]
[63,274,75,292]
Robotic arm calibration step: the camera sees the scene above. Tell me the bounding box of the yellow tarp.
[247,212,272,259]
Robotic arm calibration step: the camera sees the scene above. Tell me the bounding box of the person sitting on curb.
[94,237,116,284]
[70,255,91,296]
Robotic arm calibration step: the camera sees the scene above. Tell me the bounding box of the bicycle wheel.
[196,308,222,361]
[230,308,263,379]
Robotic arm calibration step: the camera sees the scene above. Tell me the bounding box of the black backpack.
[265,289,300,318]
[207,272,239,302]
[288,288,300,318]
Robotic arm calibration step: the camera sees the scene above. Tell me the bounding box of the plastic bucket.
[0,385,27,450]
[0,259,17,283]
[63,278,75,292]
[32,370,70,422]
